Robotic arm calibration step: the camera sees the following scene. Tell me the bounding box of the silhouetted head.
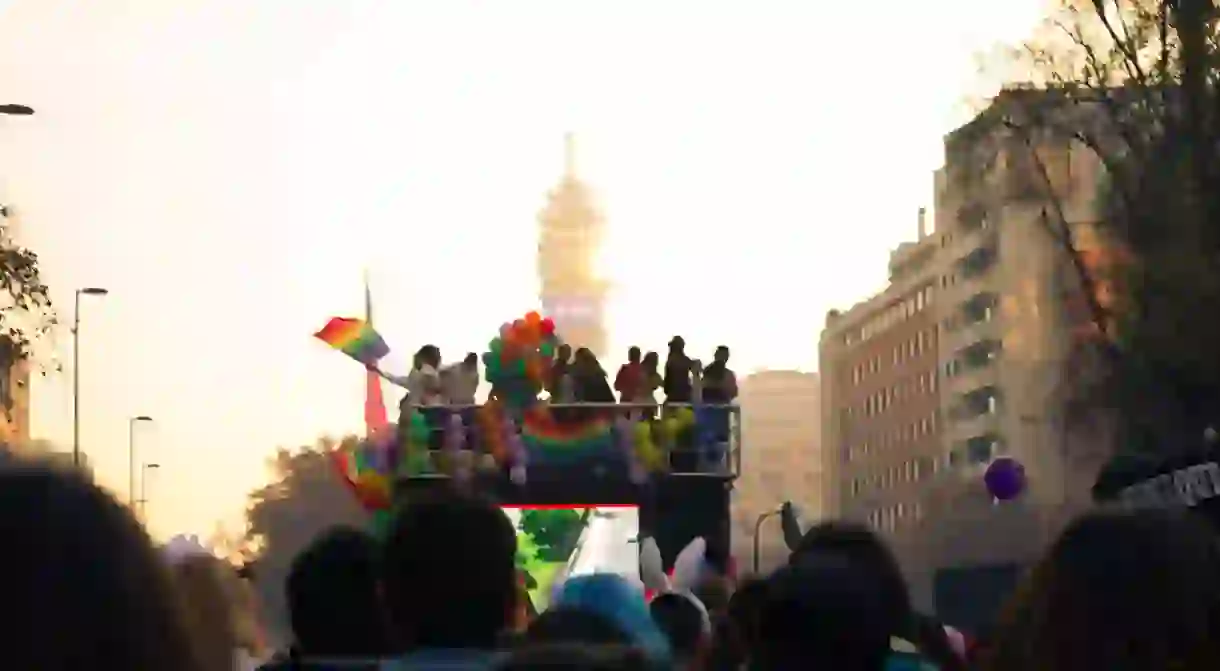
[557,344,572,363]
[713,346,730,365]
[171,552,248,671]
[985,509,1220,671]
[789,521,911,636]
[649,593,710,665]
[755,556,891,671]
[523,608,632,646]
[668,336,685,353]
[725,576,768,661]
[0,458,205,671]
[642,352,659,371]
[499,644,663,671]
[415,345,441,369]
[463,352,479,369]
[628,347,641,363]
[382,489,517,649]
[552,574,671,662]
[287,526,389,658]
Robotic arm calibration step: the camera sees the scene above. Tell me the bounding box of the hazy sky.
[0,0,1043,539]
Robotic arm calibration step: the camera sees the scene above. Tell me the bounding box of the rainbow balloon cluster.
[481,311,623,478]
[484,311,559,409]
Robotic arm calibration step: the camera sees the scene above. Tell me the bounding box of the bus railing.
[396,402,741,478]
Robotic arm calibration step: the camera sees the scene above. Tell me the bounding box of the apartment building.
[903,90,1113,614]
[820,214,944,535]
[732,370,820,569]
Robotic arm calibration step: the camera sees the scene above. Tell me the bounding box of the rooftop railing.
[396,402,742,478]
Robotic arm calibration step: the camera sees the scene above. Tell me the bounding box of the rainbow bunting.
[314,317,390,365]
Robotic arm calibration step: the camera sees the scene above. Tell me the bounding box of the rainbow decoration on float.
[314,317,390,366]
[521,407,615,463]
[483,311,621,472]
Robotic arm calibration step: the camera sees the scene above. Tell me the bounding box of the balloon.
[539,340,555,358]
[984,457,1026,501]
[408,410,430,444]
[659,417,681,447]
[634,421,665,471]
[674,407,695,427]
[489,337,504,353]
[355,471,391,509]
[370,509,394,539]
[616,417,647,484]
[500,323,513,339]
[540,318,556,336]
[525,310,542,326]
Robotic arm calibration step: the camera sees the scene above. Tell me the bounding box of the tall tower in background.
[537,134,608,357]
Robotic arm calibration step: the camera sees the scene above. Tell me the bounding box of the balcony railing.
[948,410,1000,443]
[396,402,742,479]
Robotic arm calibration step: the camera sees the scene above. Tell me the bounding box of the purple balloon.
[984,457,1026,501]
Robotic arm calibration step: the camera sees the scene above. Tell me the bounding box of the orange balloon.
[525,311,542,326]
[524,357,541,382]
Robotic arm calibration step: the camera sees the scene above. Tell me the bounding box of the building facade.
[821,89,1116,613]
[537,134,609,357]
[731,370,821,569]
[820,214,944,535]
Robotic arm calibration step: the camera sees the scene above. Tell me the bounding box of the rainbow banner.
[314,317,390,366]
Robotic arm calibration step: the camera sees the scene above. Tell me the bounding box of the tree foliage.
[993,0,1220,453]
[0,216,56,405]
[239,435,369,644]
[518,508,589,562]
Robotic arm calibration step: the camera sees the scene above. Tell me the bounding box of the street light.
[0,104,34,116]
[128,415,153,507]
[72,287,109,467]
[139,462,160,520]
[753,508,782,573]
[752,500,802,573]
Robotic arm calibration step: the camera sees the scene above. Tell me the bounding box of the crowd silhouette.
[5,444,1220,671]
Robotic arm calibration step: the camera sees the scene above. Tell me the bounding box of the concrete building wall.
[732,370,821,569]
[0,359,30,448]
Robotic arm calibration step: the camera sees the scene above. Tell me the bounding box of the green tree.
[241,435,369,644]
[0,214,55,409]
[518,508,589,562]
[991,0,1220,454]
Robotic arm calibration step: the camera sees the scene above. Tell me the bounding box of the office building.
[537,134,609,357]
[732,370,821,569]
[819,214,944,534]
[820,88,1117,613]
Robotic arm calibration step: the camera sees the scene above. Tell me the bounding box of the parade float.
[314,310,738,571]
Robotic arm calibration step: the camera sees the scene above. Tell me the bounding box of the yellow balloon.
[660,418,681,446]
[356,471,390,499]
[674,407,695,427]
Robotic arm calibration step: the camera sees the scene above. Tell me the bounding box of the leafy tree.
[518,508,589,562]
[240,435,369,644]
[0,215,55,408]
[989,0,1220,454]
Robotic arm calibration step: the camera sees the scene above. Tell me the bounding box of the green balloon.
[489,337,503,352]
[370,509,393,539]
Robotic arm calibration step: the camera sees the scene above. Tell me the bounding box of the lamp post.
[752,507,782,573]
[139,462,160,520]
[72,287,109,467]
[0,104,34,116]
[128,415,153,507]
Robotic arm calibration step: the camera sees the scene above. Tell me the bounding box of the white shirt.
[406,365,443,406]
[443,364,479,405]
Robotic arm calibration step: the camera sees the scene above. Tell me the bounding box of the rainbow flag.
[314,317,390,366]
